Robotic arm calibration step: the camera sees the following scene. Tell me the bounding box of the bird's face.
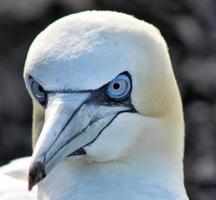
[24,11,182,191]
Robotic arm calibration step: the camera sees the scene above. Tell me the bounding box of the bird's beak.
[28,92,130,190]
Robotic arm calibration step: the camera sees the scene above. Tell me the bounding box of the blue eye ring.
[107,74,131,100]
[29,76,47,106]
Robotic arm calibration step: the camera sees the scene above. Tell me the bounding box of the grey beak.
[28,92,131,190]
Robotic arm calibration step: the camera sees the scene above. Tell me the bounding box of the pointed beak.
[28,92,130,190]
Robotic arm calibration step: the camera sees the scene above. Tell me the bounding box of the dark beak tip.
[28,181,33,192]
[28,161,46,191]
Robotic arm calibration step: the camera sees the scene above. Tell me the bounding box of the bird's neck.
[38,155,188,200]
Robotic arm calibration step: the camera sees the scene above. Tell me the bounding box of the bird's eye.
[107,74,131,100]
[29,77,47,106]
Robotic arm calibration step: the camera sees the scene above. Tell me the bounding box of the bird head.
[24,11,184,191]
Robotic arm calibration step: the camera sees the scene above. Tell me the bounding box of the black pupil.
[113,82,120,90]
[38,85,43,92]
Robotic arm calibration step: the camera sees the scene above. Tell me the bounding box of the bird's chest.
[37,160,188,200]
[38,173,186,200]
[38,185,185,200]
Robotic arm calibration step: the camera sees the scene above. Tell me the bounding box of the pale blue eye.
[29,77,47,105]
[107,74,131,100]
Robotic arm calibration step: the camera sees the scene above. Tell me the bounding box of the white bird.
[0,11,189,200]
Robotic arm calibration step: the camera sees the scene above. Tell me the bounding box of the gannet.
[1,11,189,200]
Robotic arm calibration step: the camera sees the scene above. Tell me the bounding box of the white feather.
[0,157,37,200]
[1,11,189,200]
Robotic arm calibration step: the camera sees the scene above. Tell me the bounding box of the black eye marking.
[28,72,134,109]
[29,76,47,106]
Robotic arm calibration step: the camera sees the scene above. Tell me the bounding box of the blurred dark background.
[0,0,215,199]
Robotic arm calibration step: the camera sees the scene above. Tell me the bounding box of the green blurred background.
[0,0,215,199]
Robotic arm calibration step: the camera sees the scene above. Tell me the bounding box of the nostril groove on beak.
[44,100,87,160]
[28,161,46,191]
